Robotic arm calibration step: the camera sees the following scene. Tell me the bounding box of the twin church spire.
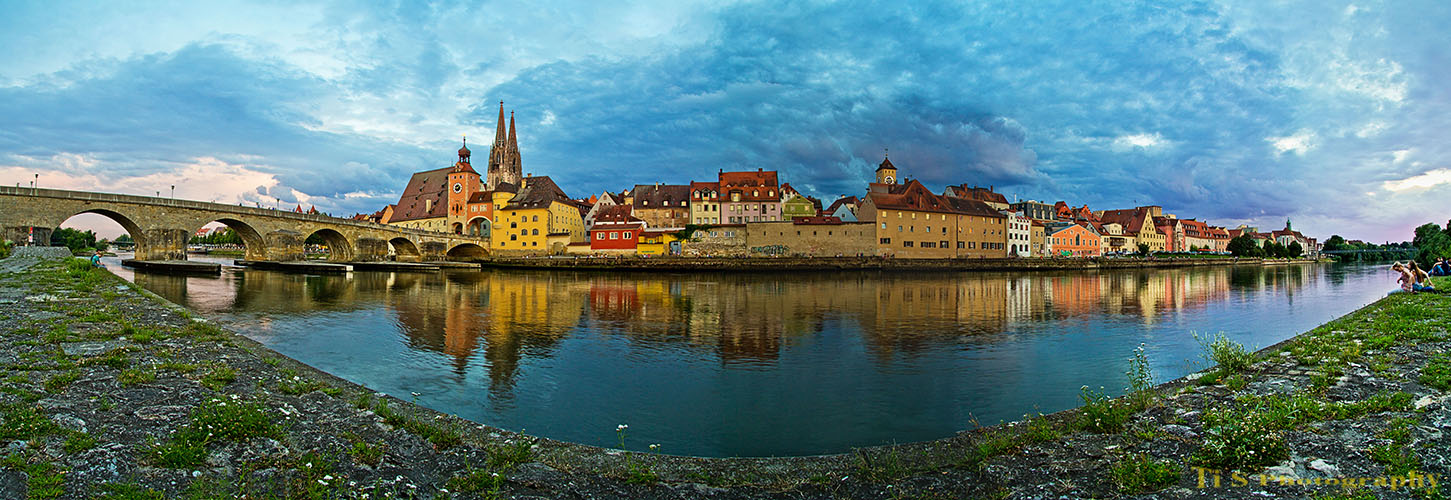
[486,101,523,188]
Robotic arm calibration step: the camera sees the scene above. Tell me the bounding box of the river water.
[105,256,1392,457]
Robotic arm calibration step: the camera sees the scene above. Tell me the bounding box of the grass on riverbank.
[2,257,1447,499]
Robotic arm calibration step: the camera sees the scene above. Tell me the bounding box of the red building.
[589,205,642,251]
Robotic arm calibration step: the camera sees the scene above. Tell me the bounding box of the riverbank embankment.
[483,255,1326,272]
[0,253,1445,499]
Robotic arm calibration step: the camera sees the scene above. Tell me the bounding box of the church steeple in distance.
[485,100,523,189]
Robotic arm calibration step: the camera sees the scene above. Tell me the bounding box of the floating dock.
[423,261,482,269]
[234,260,352,274]
[120,259,222,275]
[350,262,442,272]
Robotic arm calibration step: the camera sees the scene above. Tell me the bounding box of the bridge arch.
[446,242,489,262]
[466,217,491,238]
[52,209,148,253]
[389,237,421,262]
[191,218,267,261]
[304,228,353,262]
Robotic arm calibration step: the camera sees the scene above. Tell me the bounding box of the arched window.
[510,222,517,228]
[532,229,539,235]
[532,215,538,222]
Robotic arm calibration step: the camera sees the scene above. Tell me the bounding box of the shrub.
[1077,386,1137,433]
[1192,405,1290,470]
[1111,453,1181,493]
[1199,332,1254,372]
[149,398,281,468]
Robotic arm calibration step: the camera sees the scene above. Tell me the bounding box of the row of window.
[880,223,1003,236]
[882,211,1006,224]
[876,238,1003,251]
[728,216,778,223]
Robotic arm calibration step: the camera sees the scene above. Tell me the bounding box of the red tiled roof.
[504,176,571,210]
[719,170,779,201]
[825,195,859,215]
[632,184,690,209]
[866,179,1006,218]
[595,204,641,224]
[944,184,1009,205]
[390,167,451,223]
[689,181,719,201]
[1099,208,1155,233]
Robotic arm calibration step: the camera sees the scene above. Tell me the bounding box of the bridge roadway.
[0,186,489,262]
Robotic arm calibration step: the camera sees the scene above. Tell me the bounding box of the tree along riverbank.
[482,255,1328,272]
[0,253,1445,499]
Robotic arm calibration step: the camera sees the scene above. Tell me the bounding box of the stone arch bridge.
[0,186,490,262]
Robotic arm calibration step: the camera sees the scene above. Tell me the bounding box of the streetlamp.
[170,185,175,199]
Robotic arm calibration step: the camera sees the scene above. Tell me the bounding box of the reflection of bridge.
[0,187,489,262]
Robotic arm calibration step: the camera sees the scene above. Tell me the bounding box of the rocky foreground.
[0,250,1447,499]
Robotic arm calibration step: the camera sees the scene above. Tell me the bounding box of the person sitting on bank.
[1409,261,1436,293]
[1431,257,1451,277]
[1390,262,1413,294]
[90,250,106,269]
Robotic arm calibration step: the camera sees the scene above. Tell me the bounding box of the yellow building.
[493,176,588,253]
[636,229,684,256]
[1099,206,1167,253]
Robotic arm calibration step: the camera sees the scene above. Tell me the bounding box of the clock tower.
[875,150,897,185]
[446,137,482,234]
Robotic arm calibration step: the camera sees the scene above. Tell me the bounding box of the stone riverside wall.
[482,256,1326,272]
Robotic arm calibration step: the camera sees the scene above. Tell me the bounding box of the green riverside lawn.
[0,256,1447,499]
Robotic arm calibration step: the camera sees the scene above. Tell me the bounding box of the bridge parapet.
[0,186,488,263]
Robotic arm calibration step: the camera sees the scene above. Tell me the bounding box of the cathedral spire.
[507,111,517,154]
[493,101,506,147]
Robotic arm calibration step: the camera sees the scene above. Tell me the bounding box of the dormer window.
[663,200,670,206]
[643,200,649,206]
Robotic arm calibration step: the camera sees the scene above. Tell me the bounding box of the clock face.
[452,183,463,193]
[886,176,895,184]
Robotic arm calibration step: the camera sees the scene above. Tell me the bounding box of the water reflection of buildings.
[132,264,1318,398]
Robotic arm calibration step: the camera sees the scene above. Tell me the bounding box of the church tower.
[447,137,481,233]
[486,101,523,189]
[875,150,897,185]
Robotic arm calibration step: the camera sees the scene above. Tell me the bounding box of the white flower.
[617,424,628,431]
[649,443,660,450]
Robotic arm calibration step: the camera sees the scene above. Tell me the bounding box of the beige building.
[857,158,1008,259]
[745,219,876,257]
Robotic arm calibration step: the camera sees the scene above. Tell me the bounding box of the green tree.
[50,228,97,252]
[1136,243,1150,255]
[114,234,133,244]
[1413,222,1451,267]
[1227,235,1264,257]
[1263,240,1288,259]
[1287,241,1303,258]
[1322,235,1347,252]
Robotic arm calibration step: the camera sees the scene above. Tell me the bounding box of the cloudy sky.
[2,1,1447,241]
